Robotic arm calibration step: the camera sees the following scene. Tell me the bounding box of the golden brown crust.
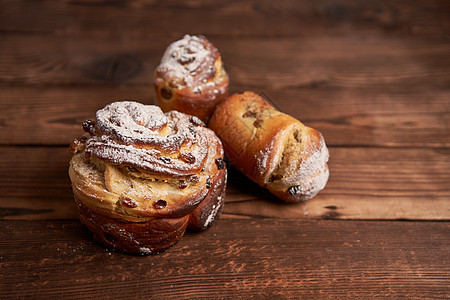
[75,196,189,255]
[69,101,227,255]
[208,91,329,203]
[154,35,229,123]
[188,168,227,231]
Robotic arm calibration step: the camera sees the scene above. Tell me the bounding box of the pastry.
[154,34,229,123]
[208,91,329,203]
[68,101,227,255]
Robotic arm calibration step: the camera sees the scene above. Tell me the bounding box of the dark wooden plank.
[0,34,449,88]
[0,146,75,220]
[1,0,449,38]
[0,86,155,145]
[1,146,448,220]
[234,85,450,148]
[1,85,449,147]
[0,219,448,298]
[225,147,450,220]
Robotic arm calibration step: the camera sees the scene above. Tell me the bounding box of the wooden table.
[1,1,449,298]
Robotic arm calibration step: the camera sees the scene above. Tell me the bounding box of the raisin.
[288,185,302,196]
[178,180,188,189]
[205,178,212,189]
[160,87,173,100]
[154,200,167,209]
[186,175,199,183]
[180,151,196,164]
[109,115,122,127]
[268,174,283,183]
[209,66,216,78]
[215,158,225,170]
[253,119,263,128]
[177,56,195,65]
[122,197,138,208]
[294,130,302,143]
[189,125,197,137]
[82,119,96,134]
[159,157,171,164]
[242,110,257,118]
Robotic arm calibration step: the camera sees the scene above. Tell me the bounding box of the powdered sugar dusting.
[104,223,136,244]
[139,247,153,255]
[158,35,214,87]
[72,100,228,255]
[203,201,221,228]
[255,137,275,176]
[96,101,167,144]
[285,133,330,199]
[84,101,214,177]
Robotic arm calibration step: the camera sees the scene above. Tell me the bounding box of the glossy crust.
[154,35,229,123]
[208,91,329,203]
[68,101,227,255]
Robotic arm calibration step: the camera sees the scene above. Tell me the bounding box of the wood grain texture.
[225,147,450,220]
[1,0,449,38]
[1,146,448,220]
[1,34,449,88]
[0,86,155,145]
[248,85,450,148]
[1,0,449,298]
[1,85,449,147]
[0,219,448,298]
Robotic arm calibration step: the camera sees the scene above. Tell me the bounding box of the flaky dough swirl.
[83,101,212,177]
[68,101,227,255]
[154,35,229,122]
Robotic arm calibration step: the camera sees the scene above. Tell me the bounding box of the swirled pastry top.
[69,101,226,220]
[155,34,228,97]
[83,101,211,177]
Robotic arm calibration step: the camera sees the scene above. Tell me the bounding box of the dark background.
[0,1,449,298]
